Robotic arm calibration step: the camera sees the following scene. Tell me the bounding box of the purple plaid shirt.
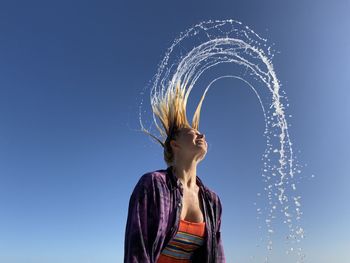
[124,166,225,262]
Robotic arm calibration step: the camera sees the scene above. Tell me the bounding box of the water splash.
[138,19,307,262]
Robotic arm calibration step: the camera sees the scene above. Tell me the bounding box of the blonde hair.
[141,79,208,167]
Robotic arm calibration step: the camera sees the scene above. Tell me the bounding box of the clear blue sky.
[0,1,349,262]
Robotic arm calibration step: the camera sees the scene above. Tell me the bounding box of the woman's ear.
[170,139,180,151]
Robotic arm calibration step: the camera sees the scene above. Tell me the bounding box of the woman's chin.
[196,142,206,147]
[196,147,207,156]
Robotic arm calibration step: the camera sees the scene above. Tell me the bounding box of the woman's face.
[170,127,207,162]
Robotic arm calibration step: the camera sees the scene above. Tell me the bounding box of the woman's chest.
[180,187,205,223]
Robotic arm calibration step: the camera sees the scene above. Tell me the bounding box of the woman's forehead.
[182,127,199,133]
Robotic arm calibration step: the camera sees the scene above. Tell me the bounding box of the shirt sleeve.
[124,176,160,263]
[216,195,226,262]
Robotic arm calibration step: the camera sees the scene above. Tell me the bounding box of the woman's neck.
[172,162,198,189]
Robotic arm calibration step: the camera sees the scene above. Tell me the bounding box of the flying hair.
[141,79,208,166]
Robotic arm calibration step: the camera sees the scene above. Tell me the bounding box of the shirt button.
[178,202,182,207]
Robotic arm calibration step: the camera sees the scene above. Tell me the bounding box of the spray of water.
[137,19,307,262]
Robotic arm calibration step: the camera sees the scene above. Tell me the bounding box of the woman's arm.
[124,188,150,262]
[216,195,226,262]
[124,174,160,263]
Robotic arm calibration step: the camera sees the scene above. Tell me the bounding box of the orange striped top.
[156,219,206,262]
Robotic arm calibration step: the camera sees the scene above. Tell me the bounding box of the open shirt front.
[124,166,225,262]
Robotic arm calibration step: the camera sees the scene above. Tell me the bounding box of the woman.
[124,82,225,262]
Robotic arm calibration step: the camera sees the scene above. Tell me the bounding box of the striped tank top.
[157,219,206,262]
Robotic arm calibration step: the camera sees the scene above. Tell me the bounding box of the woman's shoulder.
[132,168,168,194]
[201,184,222,208]
[139,168,167,184]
